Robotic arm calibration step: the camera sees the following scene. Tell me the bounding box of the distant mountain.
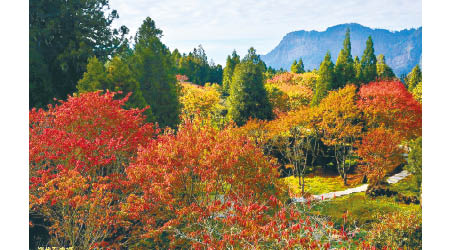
[261,23,421,76]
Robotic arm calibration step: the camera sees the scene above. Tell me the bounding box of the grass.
[281,174,359,195]
[302,192,421,229]
[390,175,421,197]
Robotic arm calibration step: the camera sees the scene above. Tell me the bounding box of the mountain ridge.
[261,23,422,76]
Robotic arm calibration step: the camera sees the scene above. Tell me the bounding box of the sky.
[108,0,422,66]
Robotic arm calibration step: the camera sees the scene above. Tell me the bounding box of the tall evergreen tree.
[360,36,377,83]
[77,56,154,120]
[296,58,305,73]
[29,0,129,109]
[311,52,335,106]
[407,65,422,92]
[131,17,180,128]
[290,60,298,73]
[291,58,305,73]
[222,50,241,95]
[376,54,396,80]
[77,57,108,92]
[334,28,355,89]
[228,48,273,126]
[354,56,362,85]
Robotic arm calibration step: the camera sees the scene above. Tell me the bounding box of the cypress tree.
[360,36,377,83]
[77,57,108,92]
[290,58,305,73]
[407,65,422,92]
[222,50,240,95]
[334,28,355,89]
[290,60,298,73]
[311,52,335,106]
[77,56,154,121]
[228,47,273,126]
[354,56,362,86]
[376,54,396,80]
[131,17,180,128]
[297,58,305,73]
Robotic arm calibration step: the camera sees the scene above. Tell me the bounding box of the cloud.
[108,0,421,65]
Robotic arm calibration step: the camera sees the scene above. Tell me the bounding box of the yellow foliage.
[265,72,316,112]
[179,82,225,125]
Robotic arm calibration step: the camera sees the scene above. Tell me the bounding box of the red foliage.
[176,74,189,82]
[29,91,157,248]
[357,80,422,140]
[29,91,364,249]
[357,128,406,183]
[121,118,285,247]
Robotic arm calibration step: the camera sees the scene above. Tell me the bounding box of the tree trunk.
[301,175,305,195]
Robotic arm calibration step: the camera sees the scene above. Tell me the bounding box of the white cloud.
[108,0,421,65]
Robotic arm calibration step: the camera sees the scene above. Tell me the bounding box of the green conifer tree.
[334,28,355,89]
[77,56,154,121]
[407,65,422,92]
[376,54,396,80]
[222,50,240,95]
[131,17,180,128]
[296,58,305,73]
[354,56,362,86]
[77,57,108,92]
[360,36,377,83]
[311,52,335,106]
[290,60,298,73]
[228,48,273,126]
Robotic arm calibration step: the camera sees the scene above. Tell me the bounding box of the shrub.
[367,210,422,249]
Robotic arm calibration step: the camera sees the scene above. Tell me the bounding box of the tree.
[406,136,422,189]
[29,91,157,249]
[179,82,225,127]
[296,58,305,73]
[406,65,422,92]
[360,36,377,83]
[318,85,363,185]
[227,48,273,126]
[357,128,405,184]
[131,17,181,128]
[221,50,240,95]
[357,80,422,140]
[376,54,396,80]
[290,60,298,73]
[311,52,335,106]
[412,81,422,103]
[334,28,355,89]
[354,56,362,85]
[264,109,322,194]
[122,118,284,248]
[76,57,108,92]
[77,56,154,120]
[30,0,129,109]
[290,58,305,73]
[265,73,314,112]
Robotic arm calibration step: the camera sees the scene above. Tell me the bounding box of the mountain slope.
[261,23,421,76]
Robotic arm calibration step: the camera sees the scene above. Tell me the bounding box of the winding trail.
[292,170,410,203]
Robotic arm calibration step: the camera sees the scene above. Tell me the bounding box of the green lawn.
[390,175,421,197]
[302,192,421,229]
[281,175,359,195]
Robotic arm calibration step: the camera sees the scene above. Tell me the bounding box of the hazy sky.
[108,0,422,65]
